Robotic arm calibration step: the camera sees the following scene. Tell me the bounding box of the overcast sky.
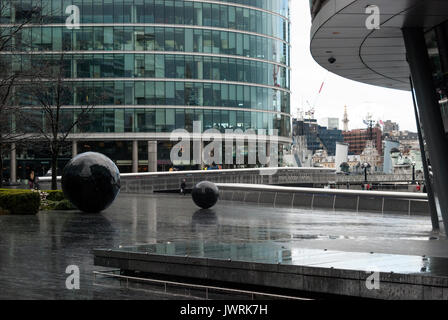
[290,1,417,132]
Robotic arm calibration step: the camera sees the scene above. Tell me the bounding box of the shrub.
[45,190,65,202]
[54,199,77,210]
[0,189,40,215]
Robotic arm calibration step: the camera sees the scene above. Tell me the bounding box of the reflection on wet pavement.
[0,193,447,299]
[115,241,448,276]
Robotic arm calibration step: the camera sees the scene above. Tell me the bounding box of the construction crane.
[304,100,315,121]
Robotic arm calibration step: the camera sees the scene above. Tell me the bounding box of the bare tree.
[0,59,18,187]
[0,0,42,187]
[19,54,95,190]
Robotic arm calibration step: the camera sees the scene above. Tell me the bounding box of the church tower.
[343,105,349,132]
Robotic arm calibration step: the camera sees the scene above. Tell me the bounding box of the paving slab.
[0,193,447,299]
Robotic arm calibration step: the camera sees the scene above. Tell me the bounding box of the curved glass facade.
[17,79,289,111]
[19,107,290,136]
[14,26,288,64]
[1,0,291,172]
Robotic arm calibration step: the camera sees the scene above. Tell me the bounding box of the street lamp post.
[361,162,369,184]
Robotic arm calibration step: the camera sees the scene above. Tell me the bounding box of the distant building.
[390,149,423,177]
[360,140,383,172]
[293,119,323,153]
[383,139,400,174]
[347,155,362,173]
[290,135,313,167]
[342,127,383,156]
[312,150,335,168]
[318,126,344,156]
[335,142,349,172]
[293,118,344,156]
[389,131,420,153]
[321,118,340,130]
[383,120,400,134]
[342,106,349,132]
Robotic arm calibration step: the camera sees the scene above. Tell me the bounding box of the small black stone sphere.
[192,181,219,209]
[61,152,121,213]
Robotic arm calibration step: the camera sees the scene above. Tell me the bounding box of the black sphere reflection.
[192,181,219,209]
[61,152,121,213]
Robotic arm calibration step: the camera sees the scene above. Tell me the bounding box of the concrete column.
[200,141,205,169]
[10,143,16,183]
[72,140,78,158]
[199,140,207,170]
[148,141,157,172]
[264,140,271,167]
[410,78,439,231]
[403,28,448,235]
[132,140,139,173]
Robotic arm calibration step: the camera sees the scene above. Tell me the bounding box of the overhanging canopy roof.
[310,0,448,91]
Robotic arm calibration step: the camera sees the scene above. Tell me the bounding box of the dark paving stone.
[0,193,446,299]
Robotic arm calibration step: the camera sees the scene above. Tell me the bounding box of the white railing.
[93,269,311,301]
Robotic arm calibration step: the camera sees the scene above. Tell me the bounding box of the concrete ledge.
[334,194,358,211]
[275,192,294,206]
[93,247,448,300]
[39,167,336,193]
[217,184,429,216]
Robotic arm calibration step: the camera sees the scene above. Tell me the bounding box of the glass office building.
[1,0,291,174]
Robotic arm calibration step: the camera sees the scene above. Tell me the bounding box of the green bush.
[45,190,65,201]
[54,199,77,210]
[0,189,40,215]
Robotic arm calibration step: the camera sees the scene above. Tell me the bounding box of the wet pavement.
[113,241,448,276]
[0,193,447,299]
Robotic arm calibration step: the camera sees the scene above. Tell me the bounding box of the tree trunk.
[51,150,58,190]
[0,145,3,188]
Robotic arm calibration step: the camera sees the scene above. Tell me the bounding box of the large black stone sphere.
[192,181,219,209]
[61,152,121,213]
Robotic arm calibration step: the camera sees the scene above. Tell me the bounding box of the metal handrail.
[93,270,311,301]
[37,167,335,182]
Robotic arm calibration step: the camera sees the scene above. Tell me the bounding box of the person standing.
[29,170,40,190]
[29,170,35,189]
